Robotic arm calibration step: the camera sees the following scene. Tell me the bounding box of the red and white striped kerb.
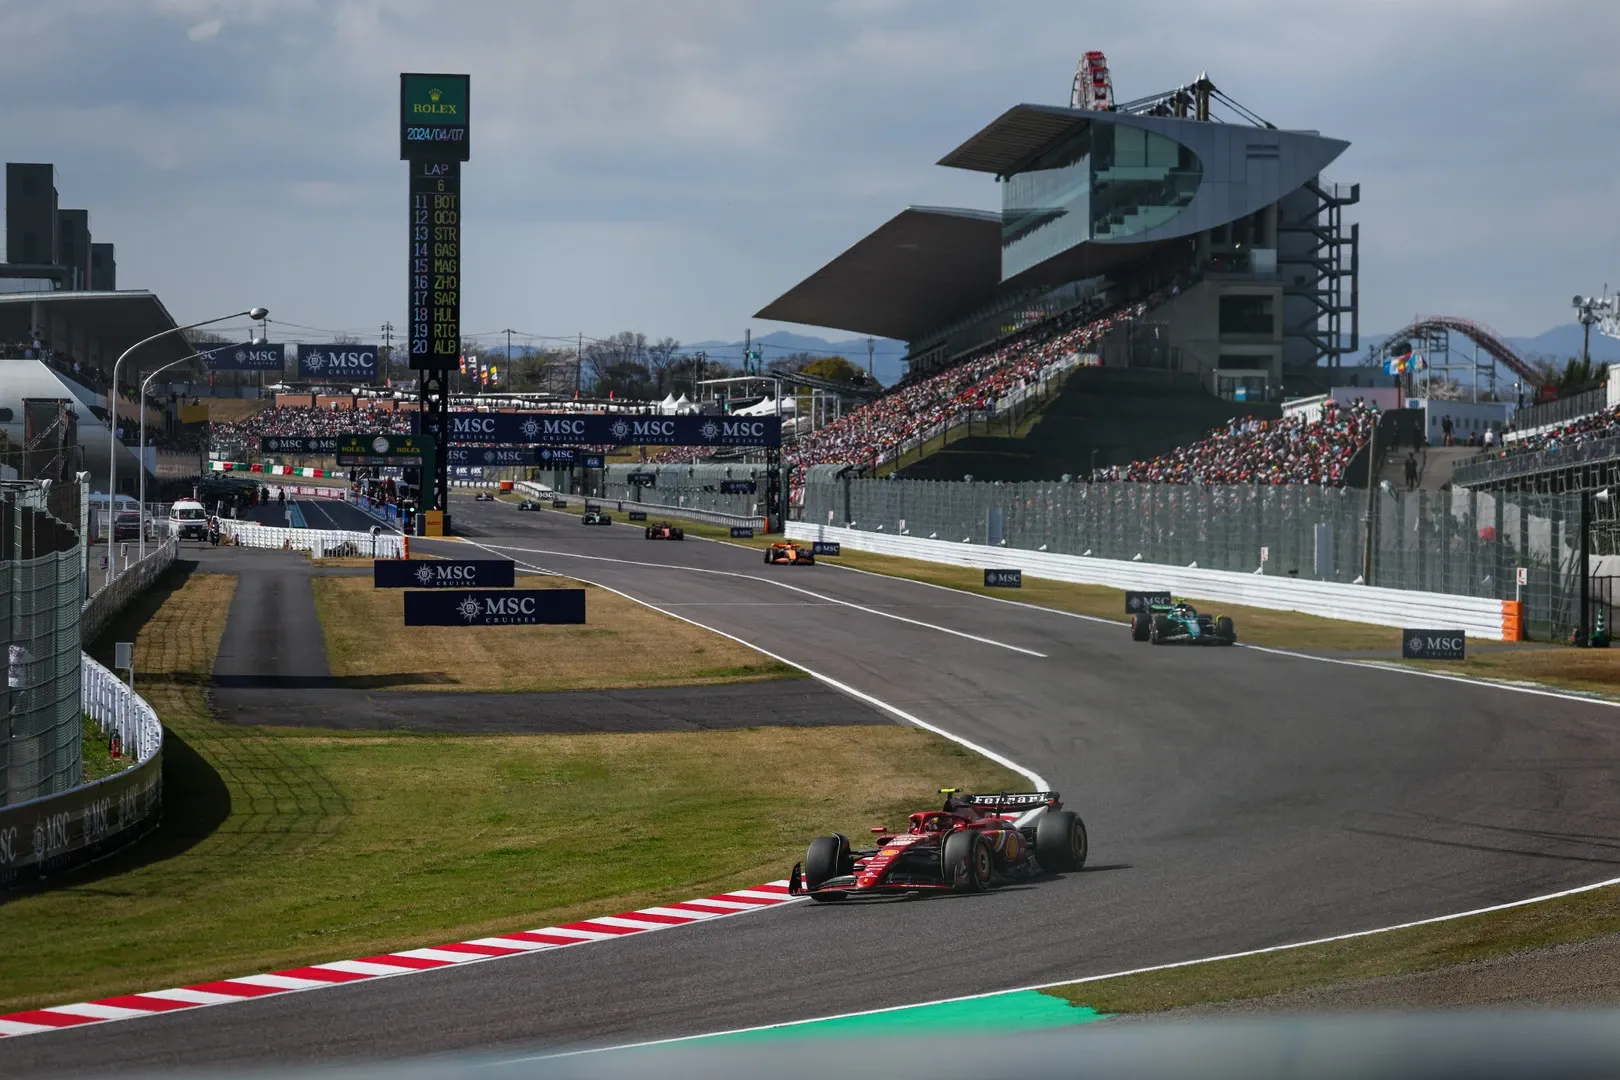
[0,880,796,1038]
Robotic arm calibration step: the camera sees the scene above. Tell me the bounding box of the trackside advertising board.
[374,559,514,588]
[984,568,1022,588]
[404,589,585,626]
[297,344,380,382]
[1125,590,1173,613]
[437,413,781,447]
[197,342,285,372]
[811,541,841,556]
[1402,629,1466,660]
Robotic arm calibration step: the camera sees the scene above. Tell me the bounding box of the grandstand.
[751,59,1359,485]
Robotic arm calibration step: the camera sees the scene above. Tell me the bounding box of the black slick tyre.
[804,835,849,902]
[1131,613,1150,641]
[1216,615,1236,644]
[1151,614,1172,644]
[942,831,991,893]
[1035,810,1088,872]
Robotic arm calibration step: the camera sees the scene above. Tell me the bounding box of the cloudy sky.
[3,0,1616,350]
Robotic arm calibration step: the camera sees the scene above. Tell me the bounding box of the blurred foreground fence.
[803,478,1584,640]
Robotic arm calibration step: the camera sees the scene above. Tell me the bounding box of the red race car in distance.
[789,789,1087,902]
[644,522,685,540]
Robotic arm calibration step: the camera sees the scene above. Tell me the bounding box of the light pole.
[108,306,267,585]
[138,347,263,558]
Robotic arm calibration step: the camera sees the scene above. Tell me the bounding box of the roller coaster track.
[1379,315,1541,384]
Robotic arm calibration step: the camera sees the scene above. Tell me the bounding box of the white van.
[169,499,209,540]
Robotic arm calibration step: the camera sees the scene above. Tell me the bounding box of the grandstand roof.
[0,290,194,368]
[937,103,1096,176]
[753,206,1002,342]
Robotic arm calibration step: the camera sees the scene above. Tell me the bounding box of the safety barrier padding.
[786,523,1511,641]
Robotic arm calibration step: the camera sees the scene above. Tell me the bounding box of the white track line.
[450,538,1049,790]
[468,541,1048,659]
[512,869,1620,1063]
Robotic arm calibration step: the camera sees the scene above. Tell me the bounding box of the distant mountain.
[1506,323,1620,362]
[683,333,908,386]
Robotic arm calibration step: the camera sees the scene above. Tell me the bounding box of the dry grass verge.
[313,572,798,691]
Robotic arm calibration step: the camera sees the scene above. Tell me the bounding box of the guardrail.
[82,538,178,644]
[219,521,405,558]
[785,523,1516,641]
[1453,435,1620,488]
[610,498,764,529]
[1505,387,1608,439]
[0,656,164,889]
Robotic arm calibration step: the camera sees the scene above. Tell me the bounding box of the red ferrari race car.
[764,541,814,566]
[788,789,1087,901]
[644,521,684,540]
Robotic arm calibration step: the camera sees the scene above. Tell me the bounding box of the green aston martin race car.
[1130,599,1236,646]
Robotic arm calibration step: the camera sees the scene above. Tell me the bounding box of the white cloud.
[1,0,1615,344]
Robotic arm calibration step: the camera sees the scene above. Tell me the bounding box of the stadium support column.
[1581,490,1593,646]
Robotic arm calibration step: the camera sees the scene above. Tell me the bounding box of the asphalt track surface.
[14,494,1620,1074]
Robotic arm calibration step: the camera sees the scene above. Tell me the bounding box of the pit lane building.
[757,70,1358,401]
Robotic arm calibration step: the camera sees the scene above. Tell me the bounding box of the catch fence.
[804,477,1584,640]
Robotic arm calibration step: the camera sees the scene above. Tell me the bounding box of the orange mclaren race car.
[764,541,814,565]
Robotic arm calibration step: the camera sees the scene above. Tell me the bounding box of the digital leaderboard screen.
[408,159,460,369]
[399,73,469,161]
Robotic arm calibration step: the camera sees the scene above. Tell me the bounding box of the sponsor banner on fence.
[720,480,756,495]
[436,412,781,447]
[1402,628,1466,660]
[261,436,342,455]
[811,541,841,556]
[731,526,755,538]
[0,759,162,890]
[197,342,285,372]
[374,559,515,588]
[551,499,567,508]
[404,589,586,626]
[984,568,1022,588]
[448,447,541,467]
[628,472,656,486]
[297,344,381,382]
[1125,590,1173,614]
[628,510,647,522]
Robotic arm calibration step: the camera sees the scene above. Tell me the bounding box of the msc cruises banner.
[198,342,285,372]
[432,412,782,448]
[447,447,541,467]
[404,589,586,626]
[297,344,381,382]
[374,559,515,589]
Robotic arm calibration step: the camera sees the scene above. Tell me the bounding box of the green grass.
[0,564,1022,1013]
[79,715,136,784]
[1042,882,1620,1014]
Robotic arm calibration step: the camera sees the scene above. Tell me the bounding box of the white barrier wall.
[220,522,405,558]
[786,523,1513,641]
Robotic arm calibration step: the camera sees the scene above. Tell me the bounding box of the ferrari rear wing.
[944,788,1061,811]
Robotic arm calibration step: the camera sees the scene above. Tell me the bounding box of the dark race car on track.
[1130,598,1236,646]
[582,509,612,526]
[516,498,539,511]
[764,541,814,565]
[644,521,684,540]
[474,491,495,502]
[789,789,1087,901]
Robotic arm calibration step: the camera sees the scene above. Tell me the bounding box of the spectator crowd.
[1481,406,1620,461]
[210,406,415,458]
[1093,399,1378,486]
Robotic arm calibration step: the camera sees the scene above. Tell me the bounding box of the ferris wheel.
[1071,51,1114,111]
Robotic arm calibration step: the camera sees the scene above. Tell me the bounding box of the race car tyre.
[1151,614,1172,644]
[942,831,991,893]
[1131,613,1150,642]
[645,528,653,539]
[804,835,850,901]
[764,550,773,564]
[1035,809,1088,872]
[1216,615,1236,644]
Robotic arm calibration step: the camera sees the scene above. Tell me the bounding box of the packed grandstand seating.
[651,279,1182,485]
[1486,406,1620,459]
[209,405,415,457]
[1093,399,1378,486]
